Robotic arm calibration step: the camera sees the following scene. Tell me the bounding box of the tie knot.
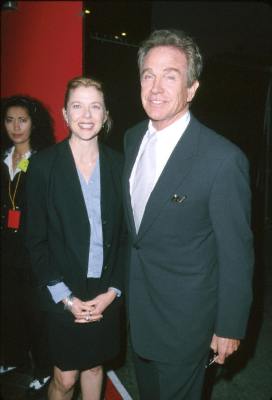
[131,129,157,232]
[145,130,157,149]
[147,129,156,139]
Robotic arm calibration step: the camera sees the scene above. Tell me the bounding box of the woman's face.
[63,85,107,142]
[4,106,32,146]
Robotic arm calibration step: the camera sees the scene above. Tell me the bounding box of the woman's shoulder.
[31,139,68,164]
[100,143,124,165]
[1,146,13,161]
[28,141,69,180]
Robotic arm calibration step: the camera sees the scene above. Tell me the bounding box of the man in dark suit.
[123,29,254,399]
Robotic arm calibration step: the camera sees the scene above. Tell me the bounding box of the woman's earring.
[64,115,69,126]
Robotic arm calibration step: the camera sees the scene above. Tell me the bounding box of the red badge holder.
[7,209,21,229]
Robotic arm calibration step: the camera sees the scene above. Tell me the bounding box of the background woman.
[1,95,55,390]
[25,77,126,400]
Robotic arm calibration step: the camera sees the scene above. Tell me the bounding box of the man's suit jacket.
[25,139,126,314]
[123,115,254,363]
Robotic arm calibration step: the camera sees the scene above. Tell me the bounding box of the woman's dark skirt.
[46,278,121,371]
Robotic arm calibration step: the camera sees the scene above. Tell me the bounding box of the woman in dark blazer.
[0,95,54,389]
[25,77,126,400]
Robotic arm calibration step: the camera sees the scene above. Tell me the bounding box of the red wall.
[1,1,83,141]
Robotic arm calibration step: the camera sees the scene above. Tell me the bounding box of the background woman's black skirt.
[46,278,122,371]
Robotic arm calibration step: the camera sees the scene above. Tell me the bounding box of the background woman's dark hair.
[1,95,55,152]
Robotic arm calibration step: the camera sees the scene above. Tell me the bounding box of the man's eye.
[166,75,176,80]
[143,74,153,80]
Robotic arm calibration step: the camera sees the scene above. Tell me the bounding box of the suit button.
[133,244,140,250]
[103,265,108,270]
[106,243,111,248]
[102,220,107,225]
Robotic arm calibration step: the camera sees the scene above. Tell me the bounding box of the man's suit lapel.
[136,117,200,239]
[124,122,147,239]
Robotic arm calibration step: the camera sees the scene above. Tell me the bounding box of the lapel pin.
[171,194,187,203]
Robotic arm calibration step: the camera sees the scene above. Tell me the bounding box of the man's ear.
[187,80,199,103]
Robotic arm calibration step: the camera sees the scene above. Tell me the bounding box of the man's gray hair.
[138,29,203,87]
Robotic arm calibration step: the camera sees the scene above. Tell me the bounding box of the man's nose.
[151,77,163,93]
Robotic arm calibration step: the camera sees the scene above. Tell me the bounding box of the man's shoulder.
[124,120,149,151]
[191,115,246,159]
[125,120,149,137]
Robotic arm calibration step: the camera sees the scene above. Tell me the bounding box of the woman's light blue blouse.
[47,158,103,303]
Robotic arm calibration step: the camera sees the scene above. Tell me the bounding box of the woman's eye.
[19,118,27,123]
[72,104,81,109]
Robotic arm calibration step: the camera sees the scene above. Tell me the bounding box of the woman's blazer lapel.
[99,144,115,233]
[56,140,90,239]
[98,143,118,248]
[56,141,119,248]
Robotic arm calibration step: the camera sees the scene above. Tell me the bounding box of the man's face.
[140,45,199,131]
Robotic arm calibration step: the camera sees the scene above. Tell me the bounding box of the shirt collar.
[4,146,32,180]
[148,111,190,138]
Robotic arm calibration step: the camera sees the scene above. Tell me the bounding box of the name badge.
[7,209,21,229]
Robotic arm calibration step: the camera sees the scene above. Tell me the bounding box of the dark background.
[84,0,271,239]
[83,5,272,398]
[83,1,271,157]
[83,1,151,150]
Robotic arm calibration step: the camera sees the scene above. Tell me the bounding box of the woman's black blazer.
[25,139,126,313]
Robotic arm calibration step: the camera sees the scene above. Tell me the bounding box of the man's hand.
[210,334,240,364]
